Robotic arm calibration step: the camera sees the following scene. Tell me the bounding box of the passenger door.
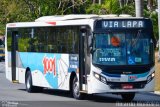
[79,26,91,92]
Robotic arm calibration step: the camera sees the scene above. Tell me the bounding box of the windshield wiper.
[132,30,142,47]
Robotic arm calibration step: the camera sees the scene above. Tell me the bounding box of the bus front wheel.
[121,93,135,102]
[72,76,83,100]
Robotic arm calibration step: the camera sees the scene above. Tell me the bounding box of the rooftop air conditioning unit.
[119,14,132,17]
[99,14,118,18]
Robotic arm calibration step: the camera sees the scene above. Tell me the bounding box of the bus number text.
[43,56,56,76]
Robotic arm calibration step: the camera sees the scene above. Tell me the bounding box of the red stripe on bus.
[46,22,56,25]
[8,24,16,27]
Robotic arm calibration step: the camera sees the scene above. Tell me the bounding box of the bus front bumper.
[88,75,155,94]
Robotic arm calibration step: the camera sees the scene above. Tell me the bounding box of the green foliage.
[86,0,120,14]
[18,38,30,52]
[103,0,119,14]
[0,24,5,35]
[144,9,159,40]
[150,11,158,40]
[116,4,135,16]
[86,4,102,14]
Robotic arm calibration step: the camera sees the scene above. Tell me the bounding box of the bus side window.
[74,29,79,53]
[67,29,71,53]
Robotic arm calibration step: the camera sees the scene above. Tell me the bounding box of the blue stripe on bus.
[101,72,121,78]
[128,71,149,82]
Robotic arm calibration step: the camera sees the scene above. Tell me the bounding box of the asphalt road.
[0,62,160,107]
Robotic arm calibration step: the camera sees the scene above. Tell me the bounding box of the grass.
[155,51,160,91]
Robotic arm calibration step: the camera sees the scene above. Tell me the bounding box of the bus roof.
[6,14,147,28]
[35,14,99,21]
[35,14,146,22]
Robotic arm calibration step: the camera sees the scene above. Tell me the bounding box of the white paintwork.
[57,54,70,90]
[6,67,12,81]
[18,68,26,83]
[6,19,95,30]
[88,73,155,94]
[119,14,132,17]
[87,65,155,94]
[31,70,52,88]
[6,14,146,30]
[5,29,11,81]
[35,14,99,22]
[16,68,19,80]
[99,14,118,18]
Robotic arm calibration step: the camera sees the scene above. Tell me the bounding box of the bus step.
[80,90,88,93]
[12,80,19,83]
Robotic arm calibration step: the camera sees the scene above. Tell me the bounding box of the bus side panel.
[18,52,78,90]
[18,67,26,83]
[5,52,12,81]
[5,52,19,81]
[17,52,27,84]
[57,54,70,90]
[19,52,55,88]
[5,29,12,82]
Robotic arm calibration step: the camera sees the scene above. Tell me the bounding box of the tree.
[86,0,120,14]
[56,0,88,14]
[135,0,144,17]
[147,0,154,11]
[143,0,159,40]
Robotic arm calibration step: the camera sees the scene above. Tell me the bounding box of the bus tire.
[25,71,36,93]
[72,76,83,100]
[121,93,135,102]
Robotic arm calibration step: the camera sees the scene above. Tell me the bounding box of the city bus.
[5,15,155,101]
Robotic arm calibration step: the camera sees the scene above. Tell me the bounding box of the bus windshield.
[92,30,151,65]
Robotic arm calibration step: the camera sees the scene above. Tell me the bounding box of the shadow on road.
[43,89,124,103]
[18,88,160,103]
[19,88,123,103]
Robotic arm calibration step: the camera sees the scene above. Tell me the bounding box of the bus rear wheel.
[25,71,35,92]
[71,76,83,100]
[121,93,135,102]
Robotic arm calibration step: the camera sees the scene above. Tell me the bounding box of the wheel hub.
[74,81,80,96]
[26,76,30,89]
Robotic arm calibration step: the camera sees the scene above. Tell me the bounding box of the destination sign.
[102,20,144,28]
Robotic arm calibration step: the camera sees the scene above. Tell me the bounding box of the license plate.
[121,84,133,89]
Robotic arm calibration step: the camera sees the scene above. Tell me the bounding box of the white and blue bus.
[5,15,155,101]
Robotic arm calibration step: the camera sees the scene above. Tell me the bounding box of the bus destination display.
[102,20,144,28]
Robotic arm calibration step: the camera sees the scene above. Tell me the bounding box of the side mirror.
[88,36,93,53]
[88,35,92,47]
[80,26,87,33]
[80,26,87,37]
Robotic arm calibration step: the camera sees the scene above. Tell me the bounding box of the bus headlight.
[93,72,107,84]
[100,76,107,84]
[147,72,155,83]
[94,72,100,79]
[151,72,155,78]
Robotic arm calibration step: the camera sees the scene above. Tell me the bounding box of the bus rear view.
[90,18,155,101]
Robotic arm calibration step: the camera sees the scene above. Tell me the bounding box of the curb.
[154,91,160,95]
[138,92,160,96]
